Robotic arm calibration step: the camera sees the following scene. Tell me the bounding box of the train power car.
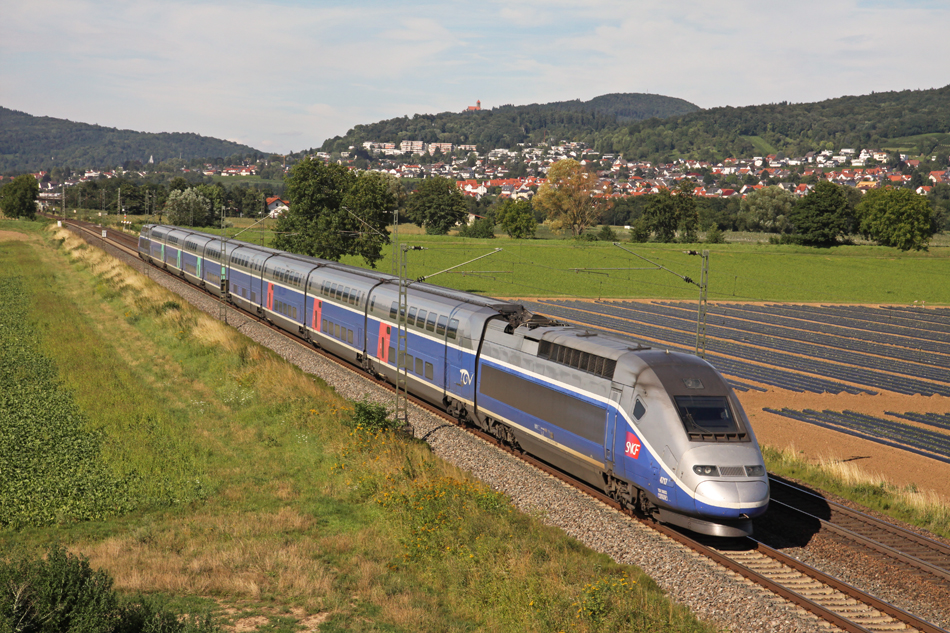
[139,224,769,536]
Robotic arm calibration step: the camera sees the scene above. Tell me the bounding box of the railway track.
[766,476,950,585]
[62,219,949,633]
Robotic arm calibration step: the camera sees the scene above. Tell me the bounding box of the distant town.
[28,138,949,210]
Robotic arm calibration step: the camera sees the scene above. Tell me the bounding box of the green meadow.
[103,212,950,305]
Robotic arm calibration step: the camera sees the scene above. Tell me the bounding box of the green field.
[95,213,950,305]
[880,132,950,154]
[340,235,950,305]
[739,135,778,155]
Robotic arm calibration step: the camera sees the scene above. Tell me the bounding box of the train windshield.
[673,396,741,435]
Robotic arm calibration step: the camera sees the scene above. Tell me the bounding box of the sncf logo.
[459,369,473,386]
[625,432,641,459]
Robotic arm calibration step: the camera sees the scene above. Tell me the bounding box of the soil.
[741,386,950,499]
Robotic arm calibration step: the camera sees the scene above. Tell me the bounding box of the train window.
[341,287,349,303]
[425,362,433,380]
[447,319,459,339]
[390,302,398,319]
[330,283,337,298]
[632,398,646,420]
[370,296,376,312]
[426,313,437,332]
[415,309,427,328]
[592,356,604,376]
[334,323,341,339]
[346,287,354,304]
[293,306,298,320]
[322,281,328,295]
[436,316,447,336]
[389,346,396,364]
[673,396,740,436]
[322,318,328,332]
[415,357,423,375]
[347,329,353,344]
[408,307,417,324]
[406,354,414,371]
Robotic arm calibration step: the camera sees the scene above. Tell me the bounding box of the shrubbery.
[0,545,217,633]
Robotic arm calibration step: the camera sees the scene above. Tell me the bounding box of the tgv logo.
[459,369,473,385]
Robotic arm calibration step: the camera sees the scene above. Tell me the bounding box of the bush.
[704,226,725,244]
[768,233,800,245]
[628,219,651,243]
[596,225,618,241]
[350,398,401,432]
[457,217,495,238]
[0,545,218,633]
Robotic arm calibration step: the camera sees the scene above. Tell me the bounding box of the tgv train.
[139,224,769,536]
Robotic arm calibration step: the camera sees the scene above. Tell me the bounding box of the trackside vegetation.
[762,446,950,540]
[0,220,716,632]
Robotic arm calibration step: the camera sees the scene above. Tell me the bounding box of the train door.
[311,298,322,332]
[377,322,391,363]
[177,250,181,270]
[266,282,274,312]
[604,385,623,475]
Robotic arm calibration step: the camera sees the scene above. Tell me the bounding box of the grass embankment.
[0,220,715,632]
[763,446,950,539]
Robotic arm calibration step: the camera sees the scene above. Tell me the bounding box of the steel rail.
[767,476,950,584]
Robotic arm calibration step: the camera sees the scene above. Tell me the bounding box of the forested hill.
[590,85,950,162]
[319,93,700,153]
[0,107,263,173]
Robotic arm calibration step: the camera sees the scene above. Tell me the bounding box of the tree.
[738,185,795,233]
[194,183,226,223]
[275,159,394,267]
[532,159,602,237]
[405,177,468,235]
[0,175,40,219]
[856,187,936,251]
[789,181,852,246]
[494,199,537,238]
[641,188,678,242]
[673,180,699,242]
[164,188,211,227]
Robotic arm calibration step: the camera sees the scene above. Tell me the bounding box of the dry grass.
[767,444,950,536]
[80,507,335,607]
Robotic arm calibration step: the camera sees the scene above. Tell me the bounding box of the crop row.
[0,275,133,528]
[764,408,950,465]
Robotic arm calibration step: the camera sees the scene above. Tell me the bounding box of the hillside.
[320,93,699,153]
[589,85,950,162]
[0,106,263,173]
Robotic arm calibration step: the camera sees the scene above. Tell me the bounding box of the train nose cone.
[696,480,770,506]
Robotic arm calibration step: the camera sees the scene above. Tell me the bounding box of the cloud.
[1,0,947,153]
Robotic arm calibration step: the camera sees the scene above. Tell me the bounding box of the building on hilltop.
[466,100,481,112]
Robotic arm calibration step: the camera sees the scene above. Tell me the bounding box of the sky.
[2,0,948,155]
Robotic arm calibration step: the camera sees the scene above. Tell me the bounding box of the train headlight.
[693,465,719,476]
[745,465,765,477]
